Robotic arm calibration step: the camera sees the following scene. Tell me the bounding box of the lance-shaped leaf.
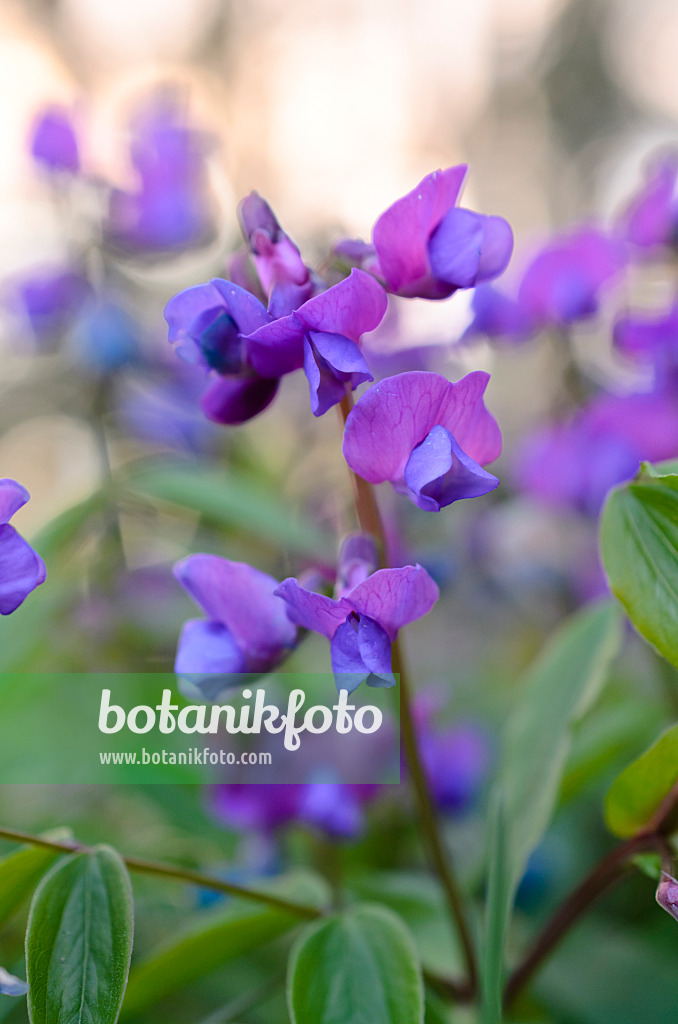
[26,846,133,1024]
[287,903,424,1024]
[0,829,72,928]
[605,722,678,838]
[601,468,678,669]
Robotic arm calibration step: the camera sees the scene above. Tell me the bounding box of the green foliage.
[26,847,133,1024]
[605,722,678,837]
[482,601,622,1019]
[0,831,72,929]
[601,467,678,669]
[287,903,424,1024]
[122,870,328,1017]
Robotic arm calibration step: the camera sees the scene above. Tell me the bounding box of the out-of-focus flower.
[618,152,678,251]
[518,227,626,327]
[29,106,80,174]
[244,269,387,416]
[0,480,46,615]
[106,95,215,255]
[361,167,513,300]
[211,781,379,840]
[420,721,490,813]
[411,689,491,814]
[0,967,27,998]
[463,283,534,344]
[165,278,279,425]
[70,301,140,371]
[343,371,501,512]
[119,364,215,453]
[173,555,297,698]
[657,871,678,922]
[276,556,438,693]
[614,301,678,382]
[10,267,90,345]
[516,390,678,515]
[238,192,311,301]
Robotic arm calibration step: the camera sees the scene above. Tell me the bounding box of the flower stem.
[337,387,478,998]
[0,826,321,919]
[503,832,671,1010]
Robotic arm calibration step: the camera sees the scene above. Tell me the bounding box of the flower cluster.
[166,168,508,697]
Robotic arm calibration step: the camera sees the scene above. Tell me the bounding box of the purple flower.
[238,192,310,299]
[657,871,678,922]
[70,301,140,371]
[165,278,280,425]
[106,94,215,254]
[618,151,678,251]
[369,166,513,299]
[342,371,501,511]
[244,269,388,415]
[516,390,678,515]
[211,781,378,839]
[463,283,534,344]
[518,227,626,327]
[0,480,46,615]
[614,301,678,382]
[173,555,297,697]
[29,106,80,174]
[276,558,439,692]
[11,267,90,344]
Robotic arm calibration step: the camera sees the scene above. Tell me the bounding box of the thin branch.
[0,827,321,920]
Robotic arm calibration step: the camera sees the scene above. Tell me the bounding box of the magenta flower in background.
[211,781,379,840]
[238,192,311,302]
[10,267,90,345]
[518,227,626,327]
[618,151,678,251]
[29,106,80,174]
[165,278,280,425]
[244,268,387,415]
[516,390,678,515]
[0,480,46,615]
[276,556,439,693]
[343,371,501,512]
[173,555,297,698]
[106,94,215,254]
[369,166,514,299]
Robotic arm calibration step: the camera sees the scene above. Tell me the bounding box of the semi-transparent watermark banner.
[0,673,400,784]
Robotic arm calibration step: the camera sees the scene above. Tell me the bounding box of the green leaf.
[125,462,333,557]
[26,846,134,1024]
[605,722,678,837]
[121,871,328,1018]
[0,830,72,928]
[287,903,424,1024]
[601,471,678,669]
[481,601,621,1019]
